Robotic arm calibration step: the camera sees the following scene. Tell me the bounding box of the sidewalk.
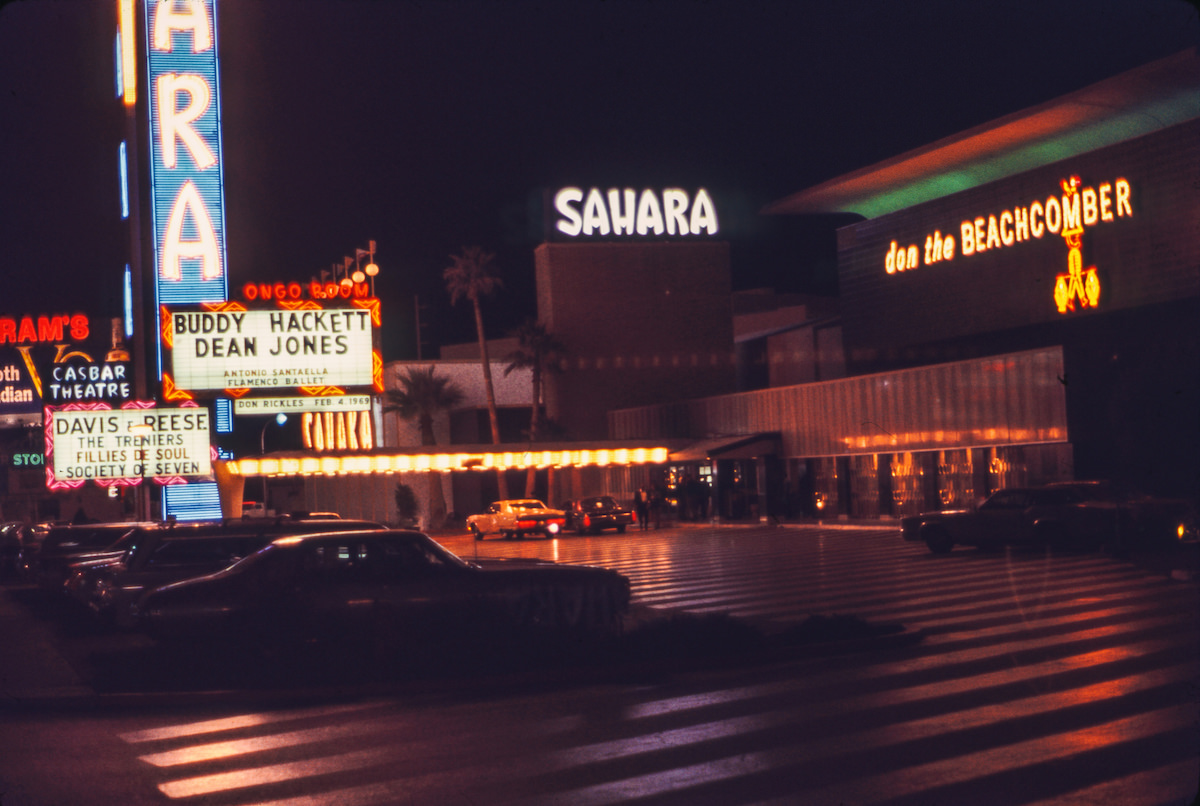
[0,584,92,705]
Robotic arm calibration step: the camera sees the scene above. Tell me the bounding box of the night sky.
[1,0,1196,359]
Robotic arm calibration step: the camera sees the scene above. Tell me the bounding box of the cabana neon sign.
[884,175,1132,314]
[145,0,227,304]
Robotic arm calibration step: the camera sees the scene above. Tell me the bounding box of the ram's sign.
[46,403,212,488]
[163,303,382,395]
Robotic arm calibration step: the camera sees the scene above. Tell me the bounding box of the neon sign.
[0,314,89,345]
[883,175,1133,313]
[1053,177,1100,313]
[145,0,227,304]
[554,187,719,237]
[162,300,384,396]
[239,280,374,303]
[45,401,212,489]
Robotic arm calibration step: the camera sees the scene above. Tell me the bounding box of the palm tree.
[444,246,508,498]
[505,319,566,497]
[383,366,464,528]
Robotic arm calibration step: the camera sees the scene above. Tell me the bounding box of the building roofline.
[763,49,1200,220]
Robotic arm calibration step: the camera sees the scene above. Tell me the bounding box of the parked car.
[19,522,152,589]
[0,522,26,577]
[134,529,631,647]
[467,500,567,540]
[1042,481,1198,548]
[561,496,635,534]
[65,517,386,627]
[905,482,1198,554]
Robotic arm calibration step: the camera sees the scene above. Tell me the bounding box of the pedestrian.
[635,487,650,530]
[650,483,664,529]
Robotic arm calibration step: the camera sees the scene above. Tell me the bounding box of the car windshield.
[244,533,474,579]
[512,501,545,510]
[1027,488,1080,506]
[584,497,617,509]
[979,490,1030,510]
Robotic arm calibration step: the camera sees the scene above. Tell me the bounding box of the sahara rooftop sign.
[882,175,1132,314]
[553,187,719,238]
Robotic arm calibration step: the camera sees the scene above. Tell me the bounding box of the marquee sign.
[553,187,719,238]
[0,314,130,425]
[882,175,1132,314]
[161,300,383,396]
[234,394,373,415]
[239,280,375,303]
[45,402,212,489]
[146,0,227,304]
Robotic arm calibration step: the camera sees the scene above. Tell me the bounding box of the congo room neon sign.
[883,175,1132,314]
[145,0,227,304]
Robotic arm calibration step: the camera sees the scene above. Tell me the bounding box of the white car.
[467,500,567,540]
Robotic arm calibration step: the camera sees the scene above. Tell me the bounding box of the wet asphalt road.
[1,522,1197,805]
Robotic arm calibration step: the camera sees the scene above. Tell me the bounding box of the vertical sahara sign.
[145,0,228,308]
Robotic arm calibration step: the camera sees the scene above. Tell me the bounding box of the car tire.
[923,527,953,554]
[616,524,626,534]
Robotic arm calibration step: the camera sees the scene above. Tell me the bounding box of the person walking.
[650,483,664,529]
[635,487,650,530]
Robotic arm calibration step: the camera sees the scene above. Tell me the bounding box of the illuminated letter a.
[162,180,221,280]
[153,0,213,53]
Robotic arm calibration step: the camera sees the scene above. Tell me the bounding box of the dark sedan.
[20,522,152,589]
[906,482,1197,554]
[67,517,385,626]
[561,496,636,534]
[135,529,631,649]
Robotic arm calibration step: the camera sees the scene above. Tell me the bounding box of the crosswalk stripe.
[119,701,381,744]
[158,747,396,799]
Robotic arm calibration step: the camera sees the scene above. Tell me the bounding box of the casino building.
[75,16,1194,525]
[607,49,1200,520]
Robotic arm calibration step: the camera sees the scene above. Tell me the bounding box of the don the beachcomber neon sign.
[146,0,228,304]
[882,175,1132,314]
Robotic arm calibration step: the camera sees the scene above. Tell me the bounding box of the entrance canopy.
[225,440,674,479]
[670,433,781,463]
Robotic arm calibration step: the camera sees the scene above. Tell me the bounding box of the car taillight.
[516,519,536,529]
[583,515,592,528]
